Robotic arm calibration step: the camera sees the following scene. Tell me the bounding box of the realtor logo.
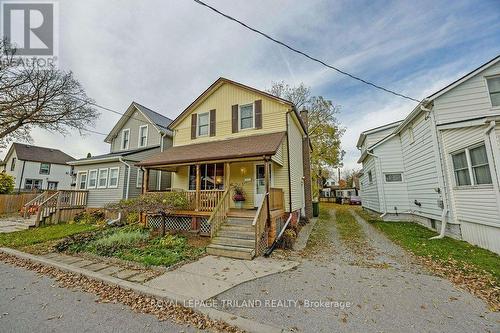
[2,1,58,58]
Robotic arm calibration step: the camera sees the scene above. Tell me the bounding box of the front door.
[255,164,271,207]
[47,181,58,190]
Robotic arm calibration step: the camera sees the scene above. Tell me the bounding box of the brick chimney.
[300,108,313,219]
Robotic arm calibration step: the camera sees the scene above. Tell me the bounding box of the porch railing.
[148,189,225,212]
[253,193,269,256]
[207,188,231,238]
[269,188,284,211]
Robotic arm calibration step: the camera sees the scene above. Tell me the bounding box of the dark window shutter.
[255,99,262,129]
[191,114,197,139]
[209,109,216,136]
[232,104,239,133]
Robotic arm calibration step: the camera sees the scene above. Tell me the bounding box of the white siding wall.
[433,61,500,125]
[363,127,395,148]
[400,112,442,219]
[373,135,410,213]
[288,115,305,212]
[360,155,380,212]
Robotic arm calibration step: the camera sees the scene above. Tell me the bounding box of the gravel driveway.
[214,206,500,332]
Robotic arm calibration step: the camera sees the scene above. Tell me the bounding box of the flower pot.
[234,201,243,209]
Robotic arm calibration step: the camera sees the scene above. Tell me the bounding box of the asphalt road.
[0,261,198,333]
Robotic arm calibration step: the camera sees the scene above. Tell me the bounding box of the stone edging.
[0,247,283,333]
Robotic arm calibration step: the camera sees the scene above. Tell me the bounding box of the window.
[385,173,403,182]
[188,163,224,190]
[78,172,87,190]
[121,129,130,150]
[408,125,415,144]
[10,158,16,171]
[137,168,143,188]
[487,76,500,107]
[469,145,492,185]
[108,167,119,188]
[24,179,42,190]
[239,103,254,130]
[98,169,108,188]
[39,163,51,175]
[452,144,492,186]
[368,171,373,183]
[197,113,209,137]
[138,125,148,147]
[88,169,98,188]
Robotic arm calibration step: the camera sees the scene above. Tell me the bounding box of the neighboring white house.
[357,54,500,254]
[68,102,173,208]
[1,143,75,191]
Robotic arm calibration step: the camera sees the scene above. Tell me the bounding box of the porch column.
[142,168,150,194]
[195,164,201,211]
[265,158,271,222]
[225,162,231,189]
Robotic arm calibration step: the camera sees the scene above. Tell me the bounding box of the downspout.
[119,157,131,199]
[421,104,450,240]
[483,120,500,217]
[366,151,387,218]
[285,110,293,213]
[18,161,26,194]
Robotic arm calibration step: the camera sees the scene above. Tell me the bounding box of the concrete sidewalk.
[0,217,35,233]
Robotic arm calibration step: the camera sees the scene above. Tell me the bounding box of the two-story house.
[137,78,313,259]
[68,102,173,208]
[357,55,500,254]
[1,143,75,191]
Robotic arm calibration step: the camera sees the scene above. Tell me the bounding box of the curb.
[0,247,283,333]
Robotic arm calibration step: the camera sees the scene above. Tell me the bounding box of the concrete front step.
[206,244,255,260]
[212,236,255,248]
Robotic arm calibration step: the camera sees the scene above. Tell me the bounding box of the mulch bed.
[0,252,244,333]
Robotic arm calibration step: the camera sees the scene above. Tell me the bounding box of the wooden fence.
[0,193,38,214]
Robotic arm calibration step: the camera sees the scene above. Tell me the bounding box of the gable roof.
[168,77,295,130]
[8,143,75,164]
[394,54,500,135]
[104,102,173,143]
[356,120,403,148]
[137,131,286,167]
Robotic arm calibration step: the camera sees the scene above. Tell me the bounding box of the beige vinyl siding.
[440,125,500,226]
[287,115,304,212]
[110,109,162,152]
[173,83,290,146]
[374,135,410,213]
[73,162,125,208]
[433,61,500,125]
[400,112,442,219]
[273,139,290,211]
[360,155,380,212]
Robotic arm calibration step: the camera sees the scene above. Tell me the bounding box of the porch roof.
[137,131,286,167]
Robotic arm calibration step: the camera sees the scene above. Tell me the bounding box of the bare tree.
[0,39,99,148]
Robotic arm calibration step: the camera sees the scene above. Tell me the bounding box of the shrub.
[73,210,106,224]
[55,231,100,252]
[0,173,14,194]
[279,229,297,249]
[106,192,189,215]
[89,230,149,256]
[126,212,139,224]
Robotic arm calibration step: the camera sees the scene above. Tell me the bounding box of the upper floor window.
[452,144,492,186]
[486,76,500,107]
[239,103,254,130]
[10,157,16,171]
[408,124,415,144]
[39,163,51,175]
[121,129,130,150]
[198,112,209,137]
[138,125,148,147]
[367,170,373,183]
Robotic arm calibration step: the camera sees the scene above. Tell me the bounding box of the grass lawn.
[0,223,97,249]
[372,221,500,283]
[62,226,208,268]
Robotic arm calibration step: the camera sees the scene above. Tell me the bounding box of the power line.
[192,0,422,103]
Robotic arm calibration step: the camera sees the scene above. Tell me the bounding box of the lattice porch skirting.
[147,214,211,235]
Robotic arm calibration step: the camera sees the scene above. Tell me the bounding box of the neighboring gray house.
[1,143,75,191]
[69,102,173,208]
[357,55,500,254]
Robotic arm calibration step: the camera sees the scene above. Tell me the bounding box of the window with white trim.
[385,173,403,182]
[197,112,209,137]
[239,103,254,130]
[137,168,143,188]
[10,158,16,171]
[486,76,500,107]
[121,129,130,150]
[108,167,119,188]
[24,179,43,190]
[367,171,373,183]
[78,173,87,190]
[452,144,492,186]
[39,163,50,175]
[138,125,148,147]
[88,169,98,188]
[98,169,108,188]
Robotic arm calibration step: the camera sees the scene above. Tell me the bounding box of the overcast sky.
[2,0,499,172]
